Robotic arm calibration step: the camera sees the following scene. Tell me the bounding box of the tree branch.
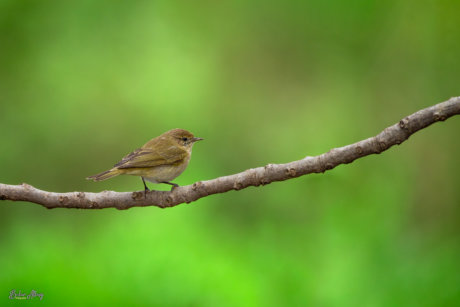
[1,97,459,210]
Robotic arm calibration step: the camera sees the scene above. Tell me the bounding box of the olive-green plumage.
[87,128,203,191]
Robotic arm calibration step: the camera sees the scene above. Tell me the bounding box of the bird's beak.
[192,137,204,142]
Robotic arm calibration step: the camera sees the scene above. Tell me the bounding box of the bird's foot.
[144,187,150,198]
[162,181,179,191]
[141,177,151,199]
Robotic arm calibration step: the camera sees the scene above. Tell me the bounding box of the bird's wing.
[114,146,187,169]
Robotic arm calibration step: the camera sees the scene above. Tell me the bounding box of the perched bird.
[87,129,203,194]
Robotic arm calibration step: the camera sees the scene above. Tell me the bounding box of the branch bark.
[1,97,459,210]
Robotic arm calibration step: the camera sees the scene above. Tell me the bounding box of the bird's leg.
[161,181,179,191]
[141,177,150,198]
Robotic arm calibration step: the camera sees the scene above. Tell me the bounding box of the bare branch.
[1,97,459,210]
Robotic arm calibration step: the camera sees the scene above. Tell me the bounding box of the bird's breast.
[143,156,191,183]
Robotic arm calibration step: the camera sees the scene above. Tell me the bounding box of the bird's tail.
[86,168,122,181]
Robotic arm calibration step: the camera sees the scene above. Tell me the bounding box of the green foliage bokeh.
[1,1,459,306]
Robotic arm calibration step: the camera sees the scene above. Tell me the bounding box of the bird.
[87,128,203,195]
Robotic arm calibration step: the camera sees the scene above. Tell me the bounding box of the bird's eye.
[182,137,188,142]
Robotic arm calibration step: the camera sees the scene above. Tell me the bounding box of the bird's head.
[166,129,204,148]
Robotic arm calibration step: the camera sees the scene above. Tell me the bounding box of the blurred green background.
[1,0,459,306]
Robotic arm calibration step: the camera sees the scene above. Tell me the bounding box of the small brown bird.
[87,129,203,193]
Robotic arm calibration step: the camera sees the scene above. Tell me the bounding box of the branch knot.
[399,118,410,130]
